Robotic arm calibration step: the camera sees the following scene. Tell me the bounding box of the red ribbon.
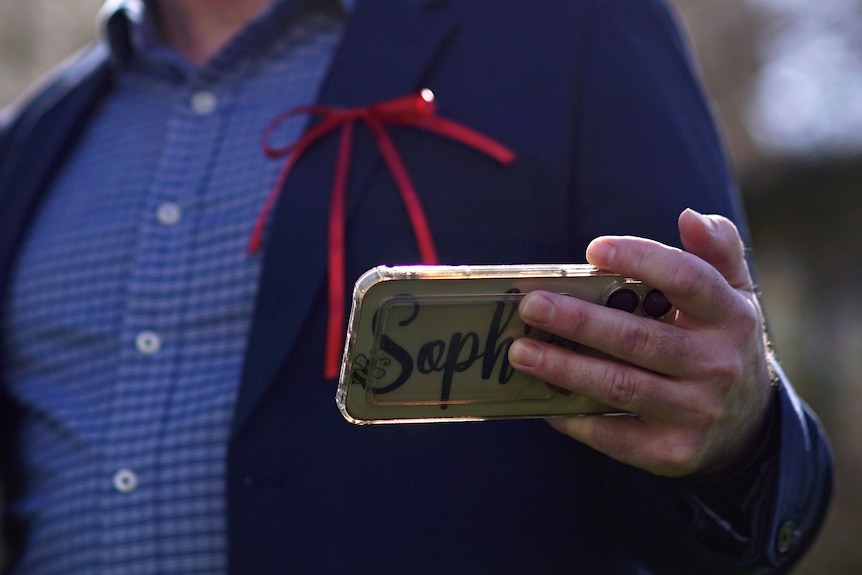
[251,89,516,379]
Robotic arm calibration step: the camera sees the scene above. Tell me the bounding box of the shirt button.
[156,202,182,226]
[113,469,139,493]
[190,90,218,115]
[135,331,162,355]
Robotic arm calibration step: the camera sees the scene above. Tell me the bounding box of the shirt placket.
[100,77,228,573]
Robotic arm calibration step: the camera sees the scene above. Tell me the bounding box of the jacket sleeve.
[617,369,833,574]
[570,0,834,572]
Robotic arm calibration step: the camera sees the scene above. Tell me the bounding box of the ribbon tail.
[366,117,439,264]
[248,151,301,254]
[250,117,345,254]
[324,119,356,380]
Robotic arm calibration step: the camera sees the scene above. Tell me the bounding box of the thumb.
[678,208,753,291]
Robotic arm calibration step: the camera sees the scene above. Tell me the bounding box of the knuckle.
[668,257,707,298]
[602,364,641,407]
[659,435,703,477]
[542,345,583,386]
[736,299,761,333]
[703,355,744,395]
[617,321,653,358]
[560,299,592,341]
[697,396,725,428]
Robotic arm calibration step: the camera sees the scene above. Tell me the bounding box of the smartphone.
[336,264,675,424]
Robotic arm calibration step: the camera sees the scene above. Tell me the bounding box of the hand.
[508,209,775,477]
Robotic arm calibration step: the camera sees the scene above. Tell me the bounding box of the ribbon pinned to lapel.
[251,89,516,380]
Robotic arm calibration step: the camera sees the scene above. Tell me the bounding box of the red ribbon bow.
[250,89,516,380]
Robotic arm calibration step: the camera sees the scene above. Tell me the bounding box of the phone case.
[335,264,675,424]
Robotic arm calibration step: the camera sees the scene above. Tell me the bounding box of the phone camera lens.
[643,289,672,318]
[606,288,639,313]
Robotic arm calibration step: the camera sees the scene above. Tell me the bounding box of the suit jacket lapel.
[0,45,111,306]
[231,0,455,435]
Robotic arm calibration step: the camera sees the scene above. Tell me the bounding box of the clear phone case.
[336,264,675,424]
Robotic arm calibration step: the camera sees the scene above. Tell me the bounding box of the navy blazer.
[0,0,832,573]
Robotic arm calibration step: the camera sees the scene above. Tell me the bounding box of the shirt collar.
[99,0,353,67]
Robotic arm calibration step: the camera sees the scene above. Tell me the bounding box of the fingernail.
[509,338,541,368]
[685,208,717,235]
[586,239,617,268]
[521,292,556,324]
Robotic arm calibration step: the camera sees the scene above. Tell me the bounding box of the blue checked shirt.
[2,0,347,572]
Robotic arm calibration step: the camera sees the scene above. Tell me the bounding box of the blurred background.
[1,0,859,572]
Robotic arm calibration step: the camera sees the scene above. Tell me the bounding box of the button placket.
[95,76,234,566]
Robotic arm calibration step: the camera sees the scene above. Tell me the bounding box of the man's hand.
[508,209,775,477]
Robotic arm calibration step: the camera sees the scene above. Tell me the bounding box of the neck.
[154,0,275,65]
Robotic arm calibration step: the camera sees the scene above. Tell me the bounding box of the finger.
[585,233,735,325]
[508,333,703,417]
[545,415,702,477]
[515,290,699,378]
[677,208,753,291]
